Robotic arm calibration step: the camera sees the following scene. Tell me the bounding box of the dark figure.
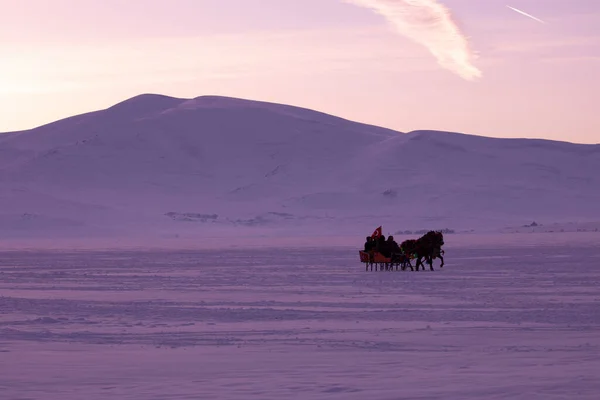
[387,235,400,252]
[387,235,400,258]
[376,235,390,257]
[363,236,377,268]
[364,236,375,252]
[386,235,406,270]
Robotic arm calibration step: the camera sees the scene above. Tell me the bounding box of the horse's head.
[435,231,444,246]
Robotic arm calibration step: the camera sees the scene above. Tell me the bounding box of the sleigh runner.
[359,250,413,271]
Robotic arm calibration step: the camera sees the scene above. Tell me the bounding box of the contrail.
[343,0,481,81]
[506,5,545,24]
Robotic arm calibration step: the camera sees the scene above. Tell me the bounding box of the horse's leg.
[439,254,444,268]
[428,255,434,271]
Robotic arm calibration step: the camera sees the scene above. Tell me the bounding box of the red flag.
[371,226,382,239]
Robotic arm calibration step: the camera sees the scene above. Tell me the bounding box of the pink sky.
[0,0,598,143]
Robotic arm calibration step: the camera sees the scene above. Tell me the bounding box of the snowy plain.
[2,237,600,399]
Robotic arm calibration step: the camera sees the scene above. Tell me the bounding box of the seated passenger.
[387,235,400,252]
[376,235,391,257]
[387,235,401,261]
[364,236,375,252]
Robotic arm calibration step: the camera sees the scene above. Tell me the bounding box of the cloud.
[344,0,482,80]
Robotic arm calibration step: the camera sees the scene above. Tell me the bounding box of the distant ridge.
[0,93,598,241]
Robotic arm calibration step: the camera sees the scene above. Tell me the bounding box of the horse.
[399,239,418,271]
[414,231,445,271]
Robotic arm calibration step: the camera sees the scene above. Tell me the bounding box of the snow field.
[1,244,600,399]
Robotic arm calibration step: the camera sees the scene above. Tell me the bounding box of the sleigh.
[361,227,445,272]
[359,250,412,271]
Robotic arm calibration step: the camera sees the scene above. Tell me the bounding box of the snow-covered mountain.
[1,93,599,240]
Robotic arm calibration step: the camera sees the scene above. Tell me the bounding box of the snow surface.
[0,93,599,242]
[2,243,600,399]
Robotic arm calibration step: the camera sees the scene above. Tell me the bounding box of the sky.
[0,0,599,144]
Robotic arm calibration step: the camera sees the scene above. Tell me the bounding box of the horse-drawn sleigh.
[359,227,445,272]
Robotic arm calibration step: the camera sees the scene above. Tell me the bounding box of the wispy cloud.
[343,0,482,81]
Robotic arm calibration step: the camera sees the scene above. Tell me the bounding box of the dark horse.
[413,231,445,271]
[399,239,417,271]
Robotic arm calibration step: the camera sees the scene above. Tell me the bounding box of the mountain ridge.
[3,93,597,146]
[0,93,598,241]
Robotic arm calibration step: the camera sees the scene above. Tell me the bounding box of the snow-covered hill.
[1,93,599,241]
